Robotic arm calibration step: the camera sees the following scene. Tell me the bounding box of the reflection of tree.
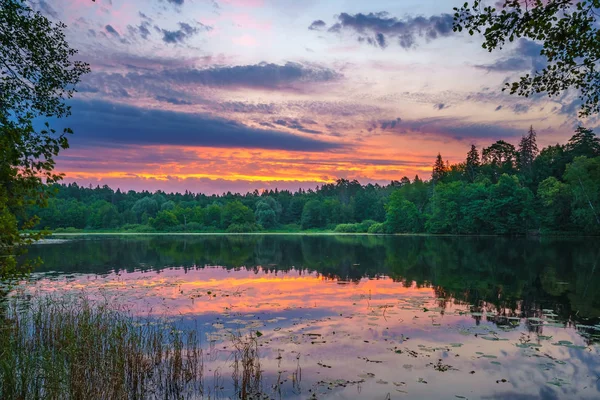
[28,235,600,320]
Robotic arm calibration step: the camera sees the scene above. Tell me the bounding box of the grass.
[0,296,268,399]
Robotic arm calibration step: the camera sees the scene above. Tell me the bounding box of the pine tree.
[465,144,480,182]
[566,126,600,158]
[518,126,539,175]
[432,153,447,183]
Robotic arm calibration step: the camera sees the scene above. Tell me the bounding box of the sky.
[32,0,595,194]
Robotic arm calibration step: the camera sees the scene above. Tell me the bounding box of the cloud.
[377,116,524,140]
[164,0,184,5]
[81,62,341,101]
[314,12,454,49]
[50,100,344,152]
[162,22,206,43]
[308,20,326,31]
[476,39,546,72]
[137,21,152,39]
[105,25,120,36]
[155,95,193,105]
[379,118,402,130]
[512,103,530,114]
[434,103,448,110]
[272,118,322,134]
[36,1,58,18]
[159,62,341,88]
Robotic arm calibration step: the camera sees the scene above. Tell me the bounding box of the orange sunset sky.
[35,0,598,194]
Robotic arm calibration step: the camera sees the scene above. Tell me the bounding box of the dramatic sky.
[33,0,594,194]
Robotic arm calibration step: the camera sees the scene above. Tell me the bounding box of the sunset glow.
[34,0,594,193]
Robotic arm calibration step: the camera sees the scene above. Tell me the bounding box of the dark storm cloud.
[476,39,546,72]
[313,12,454,49]
[51,100,344,152]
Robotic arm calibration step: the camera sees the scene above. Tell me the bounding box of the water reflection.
[15,235,600,399]
[29,235,600,320]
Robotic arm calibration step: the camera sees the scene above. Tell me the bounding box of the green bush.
[368,223,386,234]
[358,220,378,231]
[53,227,82,233]
[121,224,156,233]
[334,223,358,233]
[226,223,260,233]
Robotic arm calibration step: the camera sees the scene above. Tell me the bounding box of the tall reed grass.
[0,296,206,399]
[0,295,276,399]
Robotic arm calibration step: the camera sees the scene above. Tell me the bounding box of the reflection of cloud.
[313,12,454,49]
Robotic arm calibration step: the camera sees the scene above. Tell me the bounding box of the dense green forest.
[30,126,600,235]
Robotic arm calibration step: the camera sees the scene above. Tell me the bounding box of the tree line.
[29,126,600,235]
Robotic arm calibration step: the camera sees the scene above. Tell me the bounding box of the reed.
[0,296,204,399]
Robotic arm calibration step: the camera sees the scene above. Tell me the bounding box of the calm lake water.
[15,235,600,399]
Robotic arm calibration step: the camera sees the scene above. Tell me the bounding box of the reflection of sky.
[30,0,593,194]
[17,266,600,399]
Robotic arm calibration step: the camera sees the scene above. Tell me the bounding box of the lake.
[14,234,600,399]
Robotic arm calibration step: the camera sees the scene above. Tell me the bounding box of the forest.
[29,126,600,236]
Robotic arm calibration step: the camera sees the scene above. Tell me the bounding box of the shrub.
[368,223,386,234]
[53,227,81,233]
[226,223,260,233]
[121,224,156,233]
[358,220,378,232]
[334,223,358,233]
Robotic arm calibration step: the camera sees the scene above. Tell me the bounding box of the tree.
[563,156,600,233]
[301,200,325,229]
[149,210,179,231]
[432,153,448,183]
[0,0,89,278]
[533,143,568,184]
[255,198,282,229]
[132,197,159,222]
[221,201,254,229]
[566,126,600,159]
[537,177,572,231]
[465,144,480,182]
[385,191,423,233]
[482,140,517,179]
[485,174,534,235]
[518,126,539,177]
[454,0,600,116]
